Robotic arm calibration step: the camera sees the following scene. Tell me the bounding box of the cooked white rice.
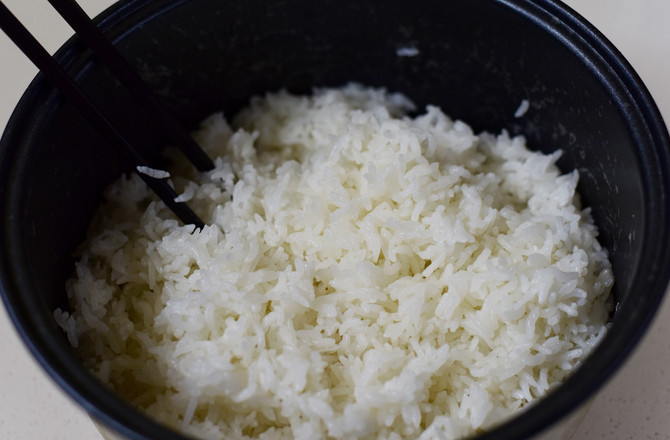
[55,84,612,440]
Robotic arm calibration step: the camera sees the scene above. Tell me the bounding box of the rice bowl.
[1,1,669,440]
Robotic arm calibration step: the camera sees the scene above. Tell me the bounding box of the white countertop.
[1,1,669,439]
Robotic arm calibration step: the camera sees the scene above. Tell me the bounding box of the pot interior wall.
[10,0,645,312]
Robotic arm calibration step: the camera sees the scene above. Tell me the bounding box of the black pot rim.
[1,1,669,439]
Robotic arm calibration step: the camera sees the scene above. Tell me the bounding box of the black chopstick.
[47,0,215,173]
[0,1,205,229]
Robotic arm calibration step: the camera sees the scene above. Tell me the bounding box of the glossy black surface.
[1,1,669,439]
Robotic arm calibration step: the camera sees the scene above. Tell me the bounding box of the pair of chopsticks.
[0,0,212,229]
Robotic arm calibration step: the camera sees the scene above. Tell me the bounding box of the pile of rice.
[55,84,613,440]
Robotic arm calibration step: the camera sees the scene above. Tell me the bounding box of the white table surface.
[1,1,669,439]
